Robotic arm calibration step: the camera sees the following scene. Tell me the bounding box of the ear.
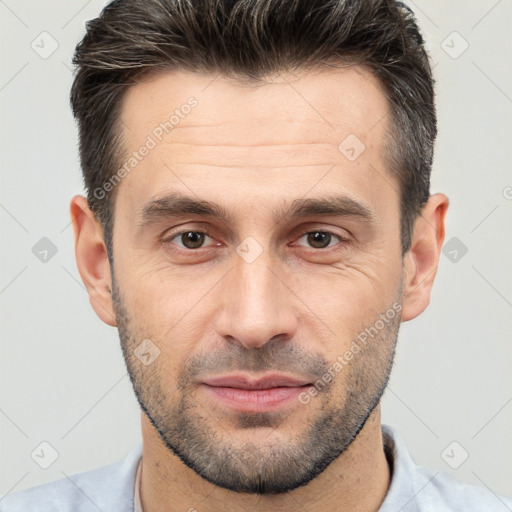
[401,193,449,322]
[70,195,117,327]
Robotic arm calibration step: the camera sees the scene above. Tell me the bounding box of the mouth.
[200,373,313,412]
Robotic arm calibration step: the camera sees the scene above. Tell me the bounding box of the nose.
[214,251,299,349]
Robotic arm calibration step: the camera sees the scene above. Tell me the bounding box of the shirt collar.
[134,456,143,512]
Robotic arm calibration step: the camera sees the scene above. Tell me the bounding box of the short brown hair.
[70,0,436,259]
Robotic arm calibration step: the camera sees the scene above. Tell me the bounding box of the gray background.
[1,0,511,501]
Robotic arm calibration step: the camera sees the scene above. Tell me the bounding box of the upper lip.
[202,373,312,390]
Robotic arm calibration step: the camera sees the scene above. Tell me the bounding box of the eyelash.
[161,227,350,252]
[162,228,218,250]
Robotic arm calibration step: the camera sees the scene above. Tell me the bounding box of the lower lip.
[201,384,310,412]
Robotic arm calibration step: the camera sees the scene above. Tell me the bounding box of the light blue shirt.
[1,424,511,511]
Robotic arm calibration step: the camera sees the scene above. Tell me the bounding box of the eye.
[295,230,346,250]
[161,227,349,254]
[164,230,217,250]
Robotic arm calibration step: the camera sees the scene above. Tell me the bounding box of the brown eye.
[307,232,332,249]
[181,232,206,249]
[166,231,215,250]
[297,231,342,249]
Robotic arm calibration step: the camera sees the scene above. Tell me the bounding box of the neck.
[139,406,390,512]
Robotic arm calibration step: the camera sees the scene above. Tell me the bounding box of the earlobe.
[70,195,117,327]
[401,193,449,322]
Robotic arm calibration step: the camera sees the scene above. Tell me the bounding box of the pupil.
[308,232,330,248]
[183,232,204,249]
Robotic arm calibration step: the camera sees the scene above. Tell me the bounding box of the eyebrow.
[137,192,375,229]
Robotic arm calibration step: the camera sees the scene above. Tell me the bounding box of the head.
[70,0,448,495]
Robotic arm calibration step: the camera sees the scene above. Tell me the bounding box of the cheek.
[296,257,400,325]
[120,266,219,356]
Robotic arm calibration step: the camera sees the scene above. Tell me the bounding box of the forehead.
[120,65,389,146]
[115,66,394,219]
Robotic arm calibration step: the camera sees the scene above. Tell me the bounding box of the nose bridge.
[216,245,298,349]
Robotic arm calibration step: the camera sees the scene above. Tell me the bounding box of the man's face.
[110,67,404,494]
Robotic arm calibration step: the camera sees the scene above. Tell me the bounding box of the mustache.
[178,342,330,387]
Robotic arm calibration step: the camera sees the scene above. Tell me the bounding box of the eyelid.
[161,221,215,239]
[301,222,349,234]
[161,225,219,249]
[292,228,351,249]
[291,223,352,241]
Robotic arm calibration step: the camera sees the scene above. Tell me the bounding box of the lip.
[201,373,312,390]
[200,373,313,413]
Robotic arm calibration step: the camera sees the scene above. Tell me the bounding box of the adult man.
[1,0,511,510]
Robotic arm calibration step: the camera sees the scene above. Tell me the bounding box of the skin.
[71,66,448,512]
